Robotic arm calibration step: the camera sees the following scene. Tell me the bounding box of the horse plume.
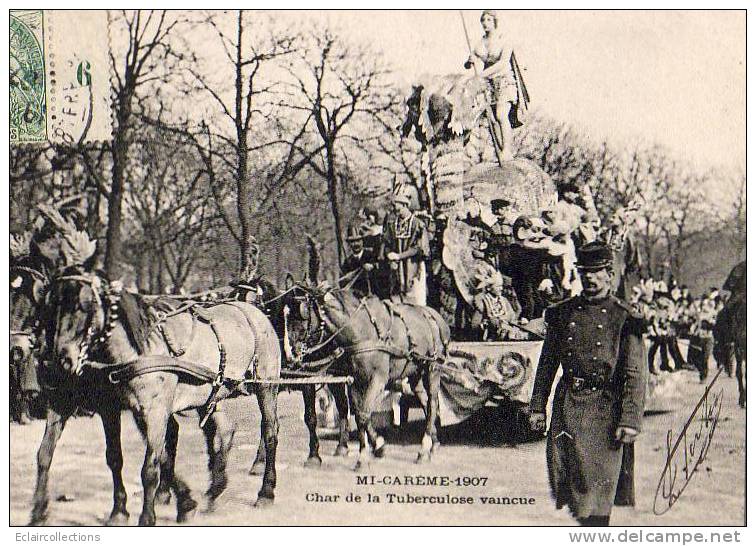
[60,229,97,266]
[36,203,74,234]
[305,233,321,284]
[36,203,96,266]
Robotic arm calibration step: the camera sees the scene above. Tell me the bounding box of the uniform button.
[597,324,603,330]
[567,352,572,357]
[591,387,597,391]
[578,306,583,311]
[596,341,602,347]
[601,308,607,313]
[567,336,573,341]
[569,321,576,327]
[592,356,598,361]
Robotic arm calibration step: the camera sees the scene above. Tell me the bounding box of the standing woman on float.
[465,10,519,161]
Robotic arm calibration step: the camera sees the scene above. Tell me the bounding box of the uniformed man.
[340,224,377,297]
[528,241,647,527]
[487,197,516,270]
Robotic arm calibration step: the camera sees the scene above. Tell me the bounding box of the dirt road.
[9,370,745,526]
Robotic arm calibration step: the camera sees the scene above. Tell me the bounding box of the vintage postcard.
[7,8,746,535]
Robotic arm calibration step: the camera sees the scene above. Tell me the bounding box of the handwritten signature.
[653,367,725,515]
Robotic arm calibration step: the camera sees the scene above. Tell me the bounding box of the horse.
[21,218,233,525]
[247,275,353,475]
[294,285,450,469]
[10,251,48,423]
[37,239,281,526]
[714,262,746,408]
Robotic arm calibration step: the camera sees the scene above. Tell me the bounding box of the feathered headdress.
[35,203,96,266]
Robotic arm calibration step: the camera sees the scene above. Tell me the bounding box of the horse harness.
[306,290,447,370]
[49,274,259,423]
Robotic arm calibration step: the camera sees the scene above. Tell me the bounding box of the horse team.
[11,207,746,526]
[11,209,451,526]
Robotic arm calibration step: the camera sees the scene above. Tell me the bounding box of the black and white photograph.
[6,7,747,532]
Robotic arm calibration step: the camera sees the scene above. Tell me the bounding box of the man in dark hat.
[487,197,515,269]
[529,241,647,526]
[340,224,377,297]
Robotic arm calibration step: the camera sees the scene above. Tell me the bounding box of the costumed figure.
[551,180,600,247]
[602,201,643,300]
[541,209,582,299]
[231,235,278,314]
[529,242,647,527]
[471,265,527,341]
[688,291,718,382]
[357,206,384,257]
[464,9,529,162]
[630,278,657,373]
[504,215,564,319]
[646,282,686,373]
[382,186,431,305]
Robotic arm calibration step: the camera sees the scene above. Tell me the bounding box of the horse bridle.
[48,273,122,375]
[10,265,49,342]
[291,284,370,361]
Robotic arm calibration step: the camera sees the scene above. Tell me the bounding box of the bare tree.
[728,172,747,254]
[123,127,219,292]
[284,23,398,262]
[185,10,314,278]
[104,10,190,277]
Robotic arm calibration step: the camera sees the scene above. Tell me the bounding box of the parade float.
[397,72,557,429]
[394,72,674,429]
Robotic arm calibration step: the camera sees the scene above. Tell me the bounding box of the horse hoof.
[105,512,129,526]
[304,456,323,469]
[177,501,198,523]
[416,452,431,464]
[29,513,47,527]
[334,445,350,457]
[177,507,197,523]
[254,496,274,509]
[430,443,441,454]
[206,476,228,502]
[156,489,172,505]
[373,445,385,458]
[138,515,156,527]
[249,462,266,476]
[353,460,370,472]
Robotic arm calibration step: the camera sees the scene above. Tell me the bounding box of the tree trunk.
[104,133,126,278]
[104,86,134,278]
[325,143,344,264]
[235,11,253,277]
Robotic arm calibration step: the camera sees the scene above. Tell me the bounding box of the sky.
[277,9,745,174]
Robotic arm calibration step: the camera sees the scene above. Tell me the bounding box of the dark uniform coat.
[530,294,647,518]
[340,250,376,297]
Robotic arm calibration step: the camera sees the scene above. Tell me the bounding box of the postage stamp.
[9,10,46,143]
[10,10,112,145]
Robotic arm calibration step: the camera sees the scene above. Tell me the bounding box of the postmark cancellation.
[10,10,112,145]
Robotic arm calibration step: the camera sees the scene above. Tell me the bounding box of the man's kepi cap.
[576,241,613,271]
